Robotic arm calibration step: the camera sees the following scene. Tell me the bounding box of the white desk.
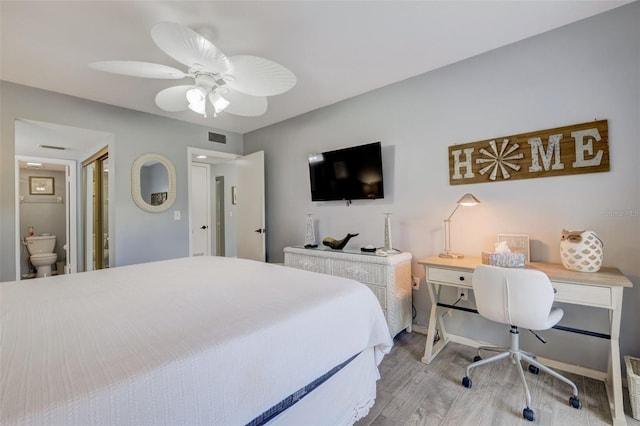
[418,256,633,426]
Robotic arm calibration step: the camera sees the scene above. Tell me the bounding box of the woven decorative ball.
[560,230,603,272]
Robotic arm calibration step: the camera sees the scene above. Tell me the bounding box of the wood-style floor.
[357,331,640,426]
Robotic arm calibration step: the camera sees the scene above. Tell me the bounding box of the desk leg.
[422,281,447,364]
[607,287,627,426]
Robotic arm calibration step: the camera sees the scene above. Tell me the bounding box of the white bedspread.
[1,256,393,425]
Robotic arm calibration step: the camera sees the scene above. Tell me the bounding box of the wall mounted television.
[308,141,384,201]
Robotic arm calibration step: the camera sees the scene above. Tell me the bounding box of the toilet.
[25,235,57,278]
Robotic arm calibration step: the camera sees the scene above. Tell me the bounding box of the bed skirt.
[268,346,379,425]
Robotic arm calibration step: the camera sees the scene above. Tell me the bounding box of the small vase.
[304,214,317,248]
[384,213,393,251]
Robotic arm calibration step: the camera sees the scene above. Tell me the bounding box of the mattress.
[0,256,393,425]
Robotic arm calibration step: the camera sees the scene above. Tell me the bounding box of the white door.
[237,151,265,262]
[190,163,211,256]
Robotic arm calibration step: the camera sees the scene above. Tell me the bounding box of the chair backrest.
[472,264,556,330]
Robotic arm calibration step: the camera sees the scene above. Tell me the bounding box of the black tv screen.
[308,142,384,201]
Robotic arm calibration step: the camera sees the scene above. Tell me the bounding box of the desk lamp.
[439,193,480,259]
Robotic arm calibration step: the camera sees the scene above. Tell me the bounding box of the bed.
[0,256,393,425]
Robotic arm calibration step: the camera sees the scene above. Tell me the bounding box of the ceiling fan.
[89,22,296,118]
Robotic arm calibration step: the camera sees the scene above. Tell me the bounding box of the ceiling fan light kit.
[89,21,296,119]
[209,92,230,114]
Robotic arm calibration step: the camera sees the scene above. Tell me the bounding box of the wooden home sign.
[448,120,609,185]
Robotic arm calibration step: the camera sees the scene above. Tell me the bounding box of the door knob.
[200,225,208,229]
[254,228,266,234]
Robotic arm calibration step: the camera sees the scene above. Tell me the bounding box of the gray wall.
[244,3,640,370]
[1,82,244,281]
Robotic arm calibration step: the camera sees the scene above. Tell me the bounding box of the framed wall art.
[29,177,55,195]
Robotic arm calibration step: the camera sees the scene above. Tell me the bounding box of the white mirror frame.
[131,153,176,213]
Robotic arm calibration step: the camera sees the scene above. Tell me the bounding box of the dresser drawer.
[331,260,386,285]
[553,282,612,308]
[366,284,387,309]
[428,267,473,288]
[284,254,328,274]
[284,247,412,338]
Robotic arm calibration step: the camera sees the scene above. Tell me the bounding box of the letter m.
[528,134,565,172]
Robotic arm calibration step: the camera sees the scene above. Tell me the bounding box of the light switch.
[174,210,181,220]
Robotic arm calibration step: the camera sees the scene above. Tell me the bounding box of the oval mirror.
[131,153,176,213]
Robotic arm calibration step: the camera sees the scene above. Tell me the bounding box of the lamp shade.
[457,193,480,207]
[186,86,207,116]
[209,91,230,114]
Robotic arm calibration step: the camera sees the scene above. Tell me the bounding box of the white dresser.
[284,246,412,337]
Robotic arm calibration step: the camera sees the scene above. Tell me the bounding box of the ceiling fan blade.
[219,89,268,117]
[89,61,186,79]
[151,22,231,74]
[225,55,296,97]
[155,85,193,112]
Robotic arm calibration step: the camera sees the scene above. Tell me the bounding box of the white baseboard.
[411,324,429,335]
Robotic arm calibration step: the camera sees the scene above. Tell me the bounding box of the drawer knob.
[459,276,465,281]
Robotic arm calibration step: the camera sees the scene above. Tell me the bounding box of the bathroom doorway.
[14,118,114,279]
[15,156,77,279]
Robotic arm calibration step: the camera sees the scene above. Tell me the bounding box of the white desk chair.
[462,264,582,421]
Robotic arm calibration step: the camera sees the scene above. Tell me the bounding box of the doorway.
[82,147,109,271]
[215,176,225,256]
[187,147,265,261]
[15,156,77,279]
[14,119,114,278]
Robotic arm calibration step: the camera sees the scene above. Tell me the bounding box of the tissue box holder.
[482,252,525,268]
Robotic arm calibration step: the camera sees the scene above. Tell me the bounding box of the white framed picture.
[497,234,530,261]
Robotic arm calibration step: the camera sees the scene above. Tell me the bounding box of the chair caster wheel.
[569,396,582,409]
[462,376,472,388]
[473,355,482,362]
[528,364,540,375]
[523,407,535,421]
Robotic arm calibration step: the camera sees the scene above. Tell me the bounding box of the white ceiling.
[1,1,633,135]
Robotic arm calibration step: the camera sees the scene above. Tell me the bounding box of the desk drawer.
[553,282,612,308]
[428,267,473,287]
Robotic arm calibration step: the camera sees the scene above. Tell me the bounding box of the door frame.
[187,147,240,257]
[14,155,77,280]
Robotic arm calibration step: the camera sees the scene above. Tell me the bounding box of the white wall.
[244,3,640,369]
[0,82,244,281]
